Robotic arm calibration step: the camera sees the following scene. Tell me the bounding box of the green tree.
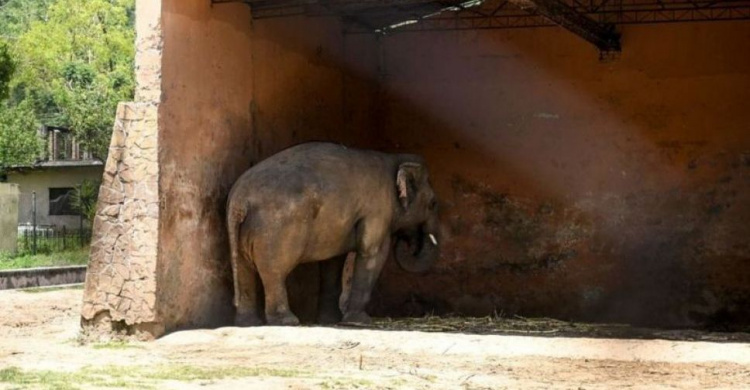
[9,0,135,159]
[0,0,55,37]
[0,1,47,173]
[71,178,100,224]
[0,101,42,172]
[0,0,54,34]
[0,41,13,100]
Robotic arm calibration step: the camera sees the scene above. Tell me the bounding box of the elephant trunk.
[394,223,440,274]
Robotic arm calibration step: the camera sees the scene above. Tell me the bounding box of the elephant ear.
[397,162,423,209]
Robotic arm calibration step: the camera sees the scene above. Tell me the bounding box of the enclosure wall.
[373,22,750,327]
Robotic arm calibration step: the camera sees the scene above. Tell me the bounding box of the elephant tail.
[227,202,251,309]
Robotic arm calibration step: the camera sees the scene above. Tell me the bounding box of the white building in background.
[4,126,103,231]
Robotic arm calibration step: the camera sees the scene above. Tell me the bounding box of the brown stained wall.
[157,1,378,330]
[371,22,750,328]
[158,0,254,331]
[250,18,380,153]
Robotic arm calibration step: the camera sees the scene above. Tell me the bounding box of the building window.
[49,188,77,216]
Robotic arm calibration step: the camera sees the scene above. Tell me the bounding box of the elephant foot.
[235,310,264,327]
[317,309,343,325]
[266,312,300,326]
[341,311,372,325]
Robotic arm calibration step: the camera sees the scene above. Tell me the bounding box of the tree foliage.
[0,42,14,100]
[0,0,134,169]
[0,101,42,170]
[0,0,55,37]
[71,178,100,223]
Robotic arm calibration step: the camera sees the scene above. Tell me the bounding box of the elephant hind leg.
[235,239,263,326]
[254,233,303,326]
[317,254,347,324]
[259,269,300,326]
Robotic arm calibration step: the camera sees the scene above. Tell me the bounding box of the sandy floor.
[1,287,749,389]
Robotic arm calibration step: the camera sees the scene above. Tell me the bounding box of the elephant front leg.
[318,255,346,324]
[342,237,391,325]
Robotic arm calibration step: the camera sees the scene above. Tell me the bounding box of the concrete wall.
[0,265,86,290]
[371,22,750,328]
[250,18,380,151]
[156,0,254,330]
[6,167,103,229]
[156,0,378,330]
[0,184,19,253]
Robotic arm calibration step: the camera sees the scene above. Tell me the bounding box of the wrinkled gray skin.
[226,142,440,326]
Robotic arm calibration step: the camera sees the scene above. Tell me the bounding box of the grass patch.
[0,247,89,270]
[0,364,308,389]
[0,367,137,390]
[135,365,305,381]
[91,340,144,350]
[319,378,374,389]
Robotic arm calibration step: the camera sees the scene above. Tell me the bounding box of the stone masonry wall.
[81,103,161,338]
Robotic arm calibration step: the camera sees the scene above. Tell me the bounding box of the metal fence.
[17,227,91,255]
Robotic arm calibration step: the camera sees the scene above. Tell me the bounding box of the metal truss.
[212,0,750,56]
[370,0,750,32]
[213,0,750,27]
[510,0,621,54]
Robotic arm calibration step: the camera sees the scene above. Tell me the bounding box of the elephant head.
[393,160,440,273]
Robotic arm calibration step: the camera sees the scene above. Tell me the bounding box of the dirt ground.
[1,287,749,389]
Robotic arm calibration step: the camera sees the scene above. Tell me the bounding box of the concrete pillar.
[0,184,19,254]
[72,137,78,160]
[50,130,58,161]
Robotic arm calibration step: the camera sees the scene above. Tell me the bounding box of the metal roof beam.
[510,0,621,57]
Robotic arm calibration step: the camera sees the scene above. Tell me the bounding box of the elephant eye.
[429,199,438,210]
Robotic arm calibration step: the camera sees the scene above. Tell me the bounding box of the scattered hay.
[353,315,750,343]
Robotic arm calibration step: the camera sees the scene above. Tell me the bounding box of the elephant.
[226,142,440,326]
